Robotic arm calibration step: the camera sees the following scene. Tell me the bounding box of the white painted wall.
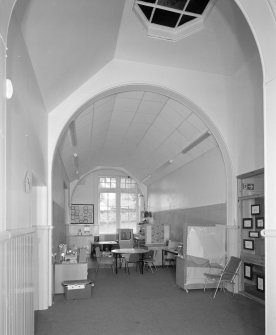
[230,53,264,175]
[148,148,226,212]
[6,14,47,230]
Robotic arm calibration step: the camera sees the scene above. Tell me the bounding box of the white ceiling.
[59,90,217,184]
[12,0,258,184]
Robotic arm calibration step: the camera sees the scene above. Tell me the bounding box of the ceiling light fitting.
[181,130,211,155]
[69,121,77,146]
[73,154,79,169]
[141,130,212,183]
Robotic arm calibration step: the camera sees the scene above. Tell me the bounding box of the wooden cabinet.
[237,168,265,303]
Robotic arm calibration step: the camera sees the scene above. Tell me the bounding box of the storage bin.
[62,280,94,300]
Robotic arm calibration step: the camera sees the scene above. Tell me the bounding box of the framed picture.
[256,275,265,292]
[243,239,254,250]
[256,217,264,229]
[249,231,260,238]
[70,204,94,224]
[244,263,253,280]
[251,204,261,215]
[242,218,253,229]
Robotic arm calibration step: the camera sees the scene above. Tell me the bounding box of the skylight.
[134,0,213,41]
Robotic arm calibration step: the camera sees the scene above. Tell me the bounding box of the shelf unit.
[237,168,265,303]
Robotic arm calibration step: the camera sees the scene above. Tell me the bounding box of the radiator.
[0,230,35,335]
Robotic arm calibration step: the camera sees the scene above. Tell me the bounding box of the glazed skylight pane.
[157,0,188,10]
[186,0,210,15]
[178,14,195,26]
[138,4,153,20]
[152,8,180,27]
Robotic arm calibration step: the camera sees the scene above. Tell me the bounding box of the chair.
[143,250,157,273]
[203,256,242,298]
[125,253,143,274]
[95,247,114,272]
[164,252,176,268]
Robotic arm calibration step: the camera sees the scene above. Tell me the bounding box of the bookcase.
[237,168,265,303]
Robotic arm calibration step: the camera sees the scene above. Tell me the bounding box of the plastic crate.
[62,280,94,300]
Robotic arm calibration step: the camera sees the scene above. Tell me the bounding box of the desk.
[162,248,178,267]
[111,248,149,274]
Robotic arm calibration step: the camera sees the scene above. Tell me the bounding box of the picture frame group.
[256,217,264,229]
[249,231,260,238]
[251,204,261,215]
[244,263,253,280]
[242,218,253,229]
[256,275,265,292]
[243,239,254,250]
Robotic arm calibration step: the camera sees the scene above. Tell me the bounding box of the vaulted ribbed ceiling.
[59,90,217,184]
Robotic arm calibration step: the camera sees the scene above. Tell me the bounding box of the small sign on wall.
[242,183,254,191]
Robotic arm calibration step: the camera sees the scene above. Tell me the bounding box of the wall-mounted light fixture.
[6,78,13,99]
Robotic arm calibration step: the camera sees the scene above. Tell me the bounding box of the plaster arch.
[50,84,235,246]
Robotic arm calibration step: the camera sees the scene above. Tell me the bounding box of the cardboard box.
[63,280,94,300]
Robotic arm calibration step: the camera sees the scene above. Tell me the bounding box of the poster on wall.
[71,204,94,224]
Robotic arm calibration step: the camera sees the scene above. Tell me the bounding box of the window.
[98,176,139,234]
[99,192,116,234]
[99,177,116,189]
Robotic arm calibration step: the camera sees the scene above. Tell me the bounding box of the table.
[111,248,149,274]
[92,240,119,253]
[162,248,178,267]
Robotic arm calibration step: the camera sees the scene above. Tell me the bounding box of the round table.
[111,248,149,274]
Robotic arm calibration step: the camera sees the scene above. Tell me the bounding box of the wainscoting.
[0,229,35,335]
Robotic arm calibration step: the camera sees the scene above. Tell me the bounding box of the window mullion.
[116,176,120,231]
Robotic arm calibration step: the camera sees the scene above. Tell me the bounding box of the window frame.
[98,175,139,234]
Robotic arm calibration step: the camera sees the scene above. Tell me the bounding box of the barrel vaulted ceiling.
[12,0,259,184]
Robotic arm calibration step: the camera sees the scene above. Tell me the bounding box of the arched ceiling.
[13,0,258,111]
[11,0,259,184]
[59,90,217,184]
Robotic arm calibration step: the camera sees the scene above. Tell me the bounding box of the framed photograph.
[242,218,253,229]
[251,204,261,215]
[256,217,264,229]
[256,275,265,292]
[244,263,253,280]
[243,239,254,250]
[249,231,260,238]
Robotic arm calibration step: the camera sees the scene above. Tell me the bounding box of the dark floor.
[35,265,265,335]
